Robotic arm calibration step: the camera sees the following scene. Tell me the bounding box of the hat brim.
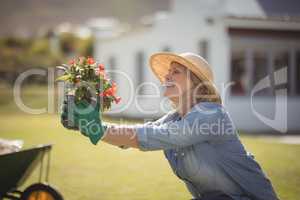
[149,52,220,98]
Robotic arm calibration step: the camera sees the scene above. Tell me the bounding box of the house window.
[136,51,145,94]
[198,40,209,61]
[230,51,247,95]
[253,50,271,96]
[273,50,290,95]
[230,48,300,96]
[296,50,300,95]
[229,28,300,97]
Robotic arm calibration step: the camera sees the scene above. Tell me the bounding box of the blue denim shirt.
[135,102,278,200]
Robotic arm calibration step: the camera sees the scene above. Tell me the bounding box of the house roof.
[95,0,300,42]
[1,0,299,37]
[225,0,300,21]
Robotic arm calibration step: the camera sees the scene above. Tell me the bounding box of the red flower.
[105,88,114,96]
[99,90,111,97]
[87,57,95,65]
[98,64,105,71]
[111,82,117,93]
[99,82,117,97]
[96,64,106,77]
[98,92,105,97]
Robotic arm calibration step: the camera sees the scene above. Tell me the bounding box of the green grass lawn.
[0,85,300,200]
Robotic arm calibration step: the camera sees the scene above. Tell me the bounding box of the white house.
[90,0,300,133]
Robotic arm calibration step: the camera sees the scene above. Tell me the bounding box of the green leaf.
[55,74,72,82]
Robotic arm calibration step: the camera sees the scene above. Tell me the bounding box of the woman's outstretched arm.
[100,112,172,149]
[101,125,139,149]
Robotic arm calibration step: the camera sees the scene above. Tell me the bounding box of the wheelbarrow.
[0,144,64,200]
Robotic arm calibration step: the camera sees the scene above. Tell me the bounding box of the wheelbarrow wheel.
[21,183,63,200]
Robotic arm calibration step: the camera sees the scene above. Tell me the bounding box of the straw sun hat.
[149,52,221,103]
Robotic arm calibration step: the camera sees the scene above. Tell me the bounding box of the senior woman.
[61,52,278,200]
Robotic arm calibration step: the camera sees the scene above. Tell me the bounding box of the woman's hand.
[73,96,107,145]
[60,94,138,148]
[60,97,78,130]
[60,94,107,145]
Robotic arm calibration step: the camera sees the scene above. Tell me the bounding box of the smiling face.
[163,61,194,104]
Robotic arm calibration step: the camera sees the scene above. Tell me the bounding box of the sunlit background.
[0,0,300,199]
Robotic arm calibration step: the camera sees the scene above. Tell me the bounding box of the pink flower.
[69,59,75,65]
[114,96,121,104]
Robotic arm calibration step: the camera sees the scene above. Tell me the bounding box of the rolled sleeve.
[135,104,235,151]
[135,124,150,151]
[135,123,178,151]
